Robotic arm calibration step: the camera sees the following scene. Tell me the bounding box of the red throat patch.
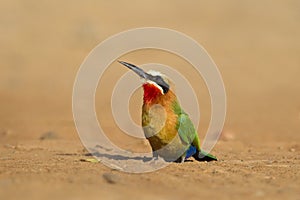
[143,83,162,103]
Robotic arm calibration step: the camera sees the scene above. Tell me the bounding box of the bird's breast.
[142,102,180,150]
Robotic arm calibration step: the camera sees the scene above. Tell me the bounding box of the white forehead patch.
[147,70,163,77]
[146,80,164,94]
[147,70,169,84]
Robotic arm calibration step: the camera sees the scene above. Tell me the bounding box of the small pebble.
[102,173,119,184]
[0,129,11,137]
[39,131,58,140]
[289,148,295,152]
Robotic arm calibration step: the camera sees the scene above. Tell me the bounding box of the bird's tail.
[193,150,217,162]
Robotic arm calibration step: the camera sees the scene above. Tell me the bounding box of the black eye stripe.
[149,75,169,94]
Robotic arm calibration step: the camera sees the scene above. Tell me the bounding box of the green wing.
[173,100,201,150]
[177,113,201,151]
[173,101,218,161]
[177,113,195,144]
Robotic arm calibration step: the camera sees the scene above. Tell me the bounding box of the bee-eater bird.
[119,61,217,163]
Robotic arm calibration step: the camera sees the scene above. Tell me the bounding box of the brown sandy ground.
[1,0,300,199]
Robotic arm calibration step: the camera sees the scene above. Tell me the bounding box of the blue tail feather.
[185,145,197,159]
[185,145,218,161]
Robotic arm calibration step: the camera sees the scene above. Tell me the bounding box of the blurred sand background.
[0,1,300,199]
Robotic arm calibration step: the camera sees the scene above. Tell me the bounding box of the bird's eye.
[159,84,169,94]
[156,77,169,94]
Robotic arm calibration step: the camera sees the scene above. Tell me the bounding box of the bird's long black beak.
[118,60,149,80]
[118,60,170,93]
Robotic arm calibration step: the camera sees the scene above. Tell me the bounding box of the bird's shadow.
[84,151,194,163]
[57,144,195,163]
[84,151,154,162]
